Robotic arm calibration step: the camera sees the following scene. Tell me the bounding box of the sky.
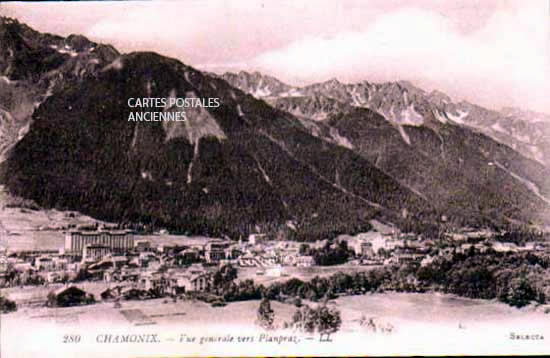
[1,0,549,114]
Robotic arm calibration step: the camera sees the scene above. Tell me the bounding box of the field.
[4,288,549,330]
[2,291,550,357]
[334,292,548,330]
[1,293,297,329]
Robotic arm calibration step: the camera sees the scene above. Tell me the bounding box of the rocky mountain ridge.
[0,16,119,161]
[222,71,550,167]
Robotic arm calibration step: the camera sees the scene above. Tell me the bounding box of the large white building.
[64,230,134,255]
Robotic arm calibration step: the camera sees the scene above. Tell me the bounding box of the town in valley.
[2,211,549,322]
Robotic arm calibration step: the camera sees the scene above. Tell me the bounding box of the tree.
[323,285,337,301]
[287,304,342,337]
[311,241,352,266]
[299,244,310,256]
[289,305,316,333]
[0,295,17,313]
[257,298,275,330]
[377,247,389,258]
[505,278,536,308]
[316,303,342,339]
[213,264,238,290]
[46,291,57,307]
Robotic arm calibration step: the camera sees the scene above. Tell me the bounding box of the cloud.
[84,0,312,65]
[251,2,550,113]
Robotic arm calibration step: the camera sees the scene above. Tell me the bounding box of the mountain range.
[221,71,550,228]
[0,16,549,240]
[222,71,550,167]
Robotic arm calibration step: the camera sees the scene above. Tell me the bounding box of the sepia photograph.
[0,0,549,356]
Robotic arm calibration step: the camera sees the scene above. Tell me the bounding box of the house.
[204,240,230,263]
[119,268,139,282]
[46,271,74,283]
[248,234,267,245]
[168,270,212,294]
[49,286,94,307]
[458,243,489,254]
[364,232,387,251]
[403,240,427,253]
[139,271,169,294]
[394,252,423,264]
[173,264,213,293]
[218,258,239,267]
[351,241,375,258]
[129,256,140,267]
[35,256,56,271]
[88,260,114,271]
[265,247,282,258]
[491,242,520,253]
[134,240,153,253]
[312,240,329,250]
[169,273,191,295]
[51,257,69,270]
[103,269,119,283]
[296,255,315,267]
[110,256,129,269]
[186,263,207,276]
[445,233,468,242]
[158,245,183,255]
[103,267,139,283]
[121,287,148,300]
[360,258,383,266]
[174,249,200,266]
[275,241,290,249]
[399,233,419,241]
[224,246,241,260]
[420,255,435,267]
[385,240,405,251]
[67,262,81,273]
[282,254,297,266]
[46,271,62,283]
[463,229,494,240]
[139,252,161,269]
[189,273,211,291]
[100,285,128,301]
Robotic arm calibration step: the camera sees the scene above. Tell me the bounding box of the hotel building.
[65,230,134,255]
